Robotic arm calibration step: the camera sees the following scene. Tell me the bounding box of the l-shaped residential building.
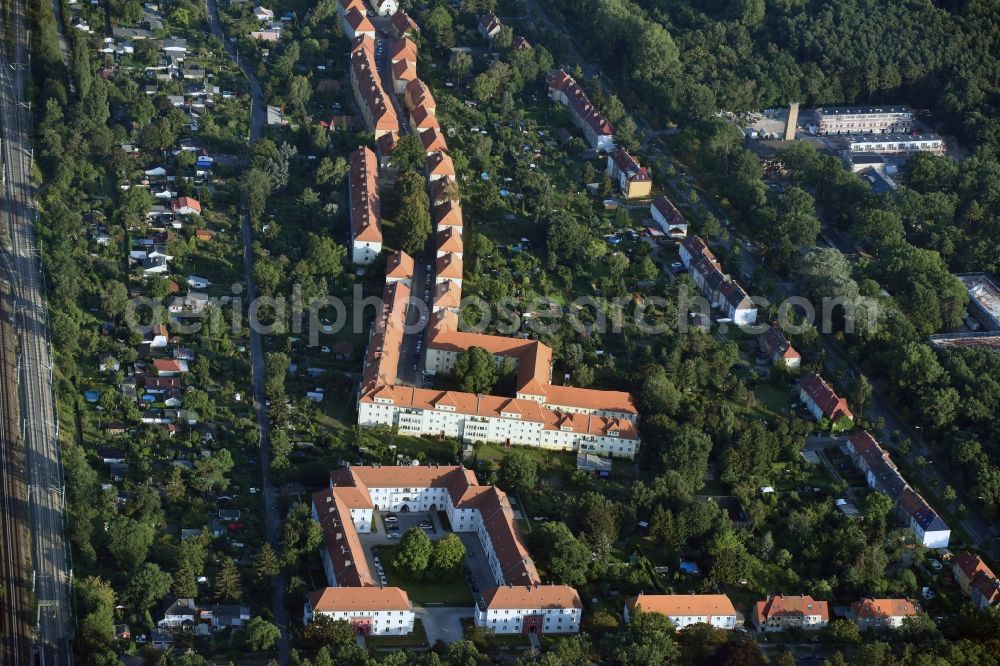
[352,30,640,460]
[306,465,582,635]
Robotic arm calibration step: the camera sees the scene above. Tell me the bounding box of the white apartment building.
[624,593,738,630]
[304,587,414,636]
[814,106,914,134]
[476,586,582,635]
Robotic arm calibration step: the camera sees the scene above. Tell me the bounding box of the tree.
[174,540,205,598]
[424,6,454,49]
[765,186,820,267]
[394,170,432,254]
[863,491,893,532]
[613,116,640,152]
[304,232,347,277]
[394,528,432,578]
[183,388,215,420]
[244,167,272,221]
[452,346,499,395]
[498,450,538,495]
[302,615,356,649]
[124,563,172,611]
[315,156,349,186]
[288,75,313,116]
[106,516,155,570]
[603,609,679,665]
[533,521,589,586]
[429,533,466,577]
[707,525,752,586]
[253,542,281,582]
[853,375,873,416]
[450,50,473,83]
[715,639,765,665]
[823,618,862,644]
[215,556,243,601]
[77,576,116,655]
[246,616,281,651]
[391,134,425,173]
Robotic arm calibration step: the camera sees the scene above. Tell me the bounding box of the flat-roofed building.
[814,106,914,135]
[957,273,1000,331]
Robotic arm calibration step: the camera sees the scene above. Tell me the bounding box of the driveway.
[416,606,472,644]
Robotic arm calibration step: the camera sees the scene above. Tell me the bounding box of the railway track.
[0,272,30,665]
[0,0,74,662]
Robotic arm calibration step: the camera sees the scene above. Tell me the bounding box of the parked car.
[388,532,399,539]
[384,515,397,523]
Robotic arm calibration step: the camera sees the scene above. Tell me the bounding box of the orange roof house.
[419,127,449,154]
[426,151,456,182]
[753,595,829,632]
[799,373,853,423]
[404,78,436,113]
[851,598,921,629]
[624,593,737,629]
[348,146,382,264]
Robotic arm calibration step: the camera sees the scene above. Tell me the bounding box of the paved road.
[0,1,73,663]
[206,0,290,662]
[726,211,997,549]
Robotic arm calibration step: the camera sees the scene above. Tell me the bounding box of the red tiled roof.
[759,325,800,362]
[308,586,411,613]
[800,373,854,421]
[627,593,736,618]
[547,69,613,138]
[386,250,414,281]
[350,36,398,133]
[426,151,455,179]
[482,585,581,610]
[171,196,201,213]
[852,598,920,619]
[312,487,376,587]
[437,227,464,254]
[349,146,382,243]
[609,148,650,182]
[754,595,829,624]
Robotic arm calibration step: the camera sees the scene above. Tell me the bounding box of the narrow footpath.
[205,0,290,662]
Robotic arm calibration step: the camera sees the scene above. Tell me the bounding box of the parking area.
[355,511,497,607]
[357,510,443,573]
[455,532,497,605]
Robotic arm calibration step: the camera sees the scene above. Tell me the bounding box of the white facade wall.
[728,303,758,326]
[307,607,415,635]
[799,388,824,421]
[668,614,735,630]
[475,606,582,634]
[368,0,397,17]
[913,524,950,549]
[352,240,382,265]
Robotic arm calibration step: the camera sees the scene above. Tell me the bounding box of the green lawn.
[474,442,577,475]
[748,381,794,419]
[373,546,474,606]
